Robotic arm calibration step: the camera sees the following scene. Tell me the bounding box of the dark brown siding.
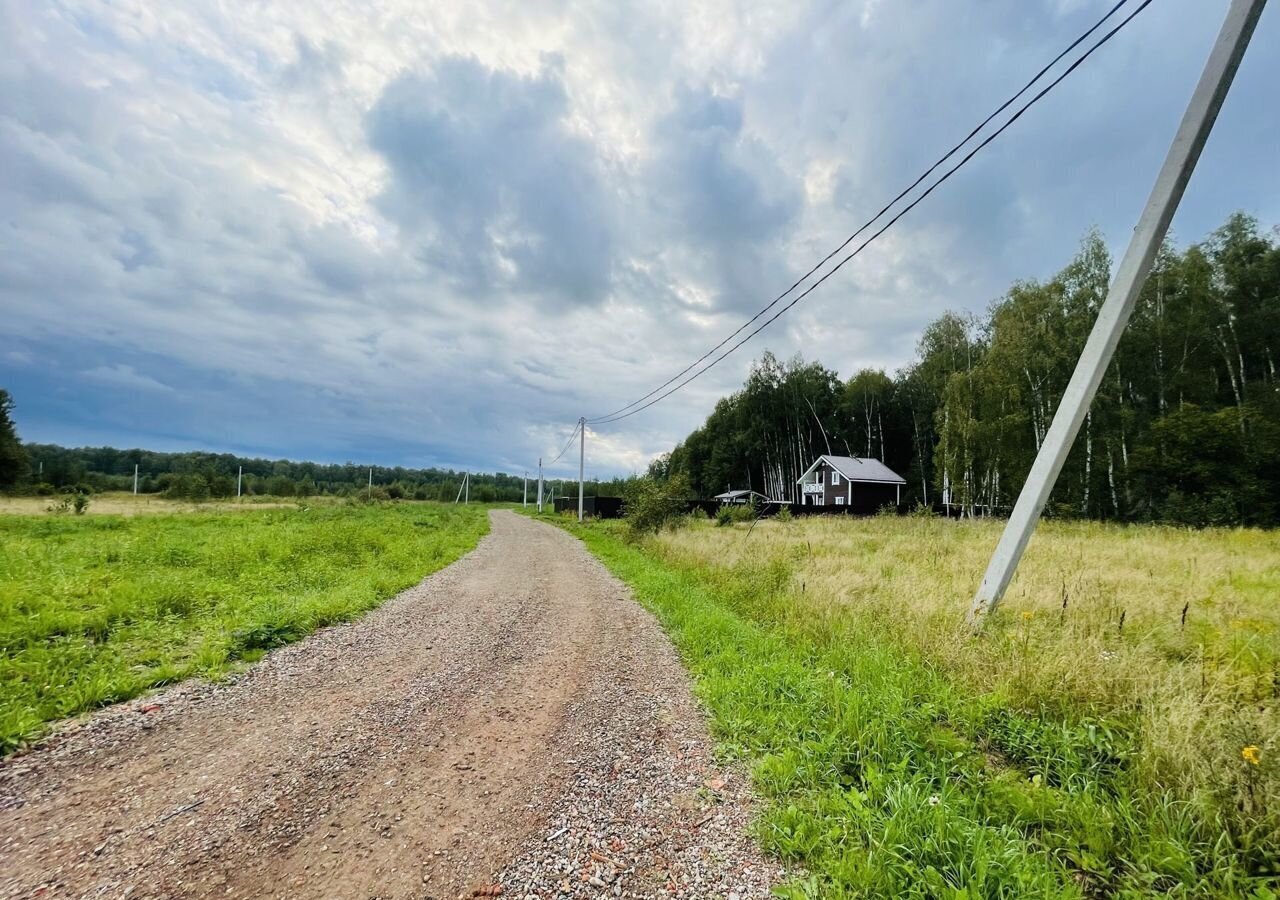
[806,460,902,510]
[825,463,851,506]
[848,481,900,513]
[802,461,853,506]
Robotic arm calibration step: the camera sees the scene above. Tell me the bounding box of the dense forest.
[660,213,1280,526]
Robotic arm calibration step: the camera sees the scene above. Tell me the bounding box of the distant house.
[713,489,768,505]
[796,455,906,511]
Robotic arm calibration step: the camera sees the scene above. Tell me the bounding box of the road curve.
[0,510,778,899]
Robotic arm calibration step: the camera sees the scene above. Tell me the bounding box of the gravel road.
[0,510,781,899]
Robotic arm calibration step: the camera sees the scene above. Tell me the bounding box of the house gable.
[796,454,906,486]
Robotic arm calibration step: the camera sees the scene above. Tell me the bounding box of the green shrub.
[72,494,90,515]
[715,504,755,527]
[165,474,211,502]
[775,504,793,523]
[622,475,691,535]
[686,507,711,527]
[230,620,303,655]
[266,475,295,497]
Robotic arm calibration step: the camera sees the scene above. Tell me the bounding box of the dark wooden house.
[796,455,906,512]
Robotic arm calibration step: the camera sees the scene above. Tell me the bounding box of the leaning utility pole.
[969,0,1267,629]
[578,418,586,523]
[236,465,242,499]
[367,467,373,500]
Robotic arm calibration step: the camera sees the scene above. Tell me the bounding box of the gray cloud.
[0,0,1276,477]
[367,57,614,308]
[653,87,800,245]
[643,85,803,311]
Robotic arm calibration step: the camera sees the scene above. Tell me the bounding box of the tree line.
[0,436,555,503]
[658,213,1280,526]
[0,391,627,504]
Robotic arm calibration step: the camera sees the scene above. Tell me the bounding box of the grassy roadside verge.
[0,502,488,752]
[532,512,1277,898]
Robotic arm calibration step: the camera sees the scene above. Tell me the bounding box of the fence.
[551,496,625,518]
[546,495,939,521]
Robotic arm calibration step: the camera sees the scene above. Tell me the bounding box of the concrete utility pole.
[523,471,528,507]
[367,467,373,500]
[578,418,586,523]
[537,458,543,512]
[465,471,470,505]
[237,465,242,499]
[132,464,138,495]
[969,0,1267,629]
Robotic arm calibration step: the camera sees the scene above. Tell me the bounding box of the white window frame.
[831,471,841,486]
[835,496,845,505]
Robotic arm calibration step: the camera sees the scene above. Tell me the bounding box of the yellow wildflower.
[1242,746,1261,766]
[1021,611,1034,622]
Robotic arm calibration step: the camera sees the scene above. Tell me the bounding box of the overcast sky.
[2,0,1276,478]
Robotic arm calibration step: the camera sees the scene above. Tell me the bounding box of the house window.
[835,496,845,505]
[831,472,841,486]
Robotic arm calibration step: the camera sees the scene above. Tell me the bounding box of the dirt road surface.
[0,511,780,900]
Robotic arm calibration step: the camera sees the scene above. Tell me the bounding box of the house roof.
[796,454,906,485]
[713,489,760,500]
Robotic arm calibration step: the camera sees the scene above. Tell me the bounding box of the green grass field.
[538,511,1279,898]
[0,502,488,752]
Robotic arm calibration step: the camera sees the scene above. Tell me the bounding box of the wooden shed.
[713,489,768,505]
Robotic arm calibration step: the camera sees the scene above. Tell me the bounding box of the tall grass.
[0,503,488,752]
[558,514,1278,897]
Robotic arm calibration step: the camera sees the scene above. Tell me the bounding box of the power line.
[587,0,1146,425]
[545,420,581,466]
[588,0,1154,426]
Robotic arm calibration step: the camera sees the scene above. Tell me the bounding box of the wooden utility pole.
[969,0,1267,628]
